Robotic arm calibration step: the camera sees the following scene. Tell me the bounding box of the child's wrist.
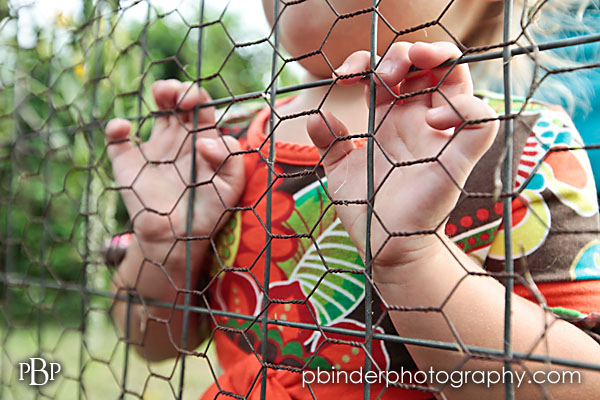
[134,236,210,267]
[117,235,208,277]
[372,234,450,284]
[114,236,208,294]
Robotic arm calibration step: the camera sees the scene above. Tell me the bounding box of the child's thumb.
[426,95,499,180]
[307,111,355,170]
[197,136,244,183]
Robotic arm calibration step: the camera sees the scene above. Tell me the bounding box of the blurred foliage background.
[2,0,598,398]
[0,1,299,398]
[0,0,299,325]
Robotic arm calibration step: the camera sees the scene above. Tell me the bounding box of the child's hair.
[469,0,599,114]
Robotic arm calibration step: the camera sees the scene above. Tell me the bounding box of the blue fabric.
[572,89,600,194]
[534,6,600,193]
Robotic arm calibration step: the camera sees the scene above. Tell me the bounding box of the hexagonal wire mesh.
[1,0,600,399]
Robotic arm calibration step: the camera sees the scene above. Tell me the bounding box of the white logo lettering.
[18,358,61,386]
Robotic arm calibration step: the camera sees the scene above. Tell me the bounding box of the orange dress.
[102,95,600,399]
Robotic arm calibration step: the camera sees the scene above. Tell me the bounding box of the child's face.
[261,0,493,77]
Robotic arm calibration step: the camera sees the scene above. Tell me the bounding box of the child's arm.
[106,81,245,361]
[307,42,600,399]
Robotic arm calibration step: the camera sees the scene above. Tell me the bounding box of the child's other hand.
[105,80,244,253]
[307,42,499,267]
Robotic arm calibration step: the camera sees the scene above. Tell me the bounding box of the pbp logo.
[18,358,61,386]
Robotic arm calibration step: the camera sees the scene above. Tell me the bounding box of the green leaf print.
[307,356,332,370]
[279,180,338,278]
[290,218,366,326]
[211,211,242,276]
[279,179,365,325]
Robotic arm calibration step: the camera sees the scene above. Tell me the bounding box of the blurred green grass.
[1,312,218,399]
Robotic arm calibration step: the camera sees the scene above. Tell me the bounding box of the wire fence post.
[119,3,152,397]
[178,1,206,398]
[79,3,104,398]
[260,0,282,397]
[502,0,515,399]
[1,1,600,399]
[363,1,379,399]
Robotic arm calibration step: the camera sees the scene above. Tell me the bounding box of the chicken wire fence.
[1,0,600,399]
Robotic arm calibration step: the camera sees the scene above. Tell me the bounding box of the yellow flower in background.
[74,64,85,80]
[56,12,73,29]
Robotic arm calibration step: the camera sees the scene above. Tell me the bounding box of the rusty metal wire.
[1,0,600,399]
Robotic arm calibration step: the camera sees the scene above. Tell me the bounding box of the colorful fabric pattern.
[457,94,600,283]
[104,92,600,398]
[210,152,394,374]
[207,93,600,383]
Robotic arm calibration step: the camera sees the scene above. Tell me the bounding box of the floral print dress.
[200,92,600,399]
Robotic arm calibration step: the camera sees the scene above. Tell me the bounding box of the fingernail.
[335,62,349,75]
[377,60,394,75]
[198,138,217,151]
[427,105,449,119]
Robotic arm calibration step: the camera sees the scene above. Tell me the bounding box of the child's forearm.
[111,235,209,361]
[373,235,600,399]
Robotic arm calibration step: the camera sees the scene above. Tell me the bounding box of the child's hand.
[105,80,244,256]
[307,42,499,267]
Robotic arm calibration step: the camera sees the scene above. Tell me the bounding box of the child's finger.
[333,44,413,107]
[152,79,183,110]
[376,42,412,84]
[408,42,473,106]
[306,111,355,170]
[176,83,202,110]
[370,42,413,107]
[398,68,437,106]
[333,51,371,86]
[427,94,499,172]
[105,118,133,161]
[176,84,216,125]
[306,112,364,235]
[197,135,243,184]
